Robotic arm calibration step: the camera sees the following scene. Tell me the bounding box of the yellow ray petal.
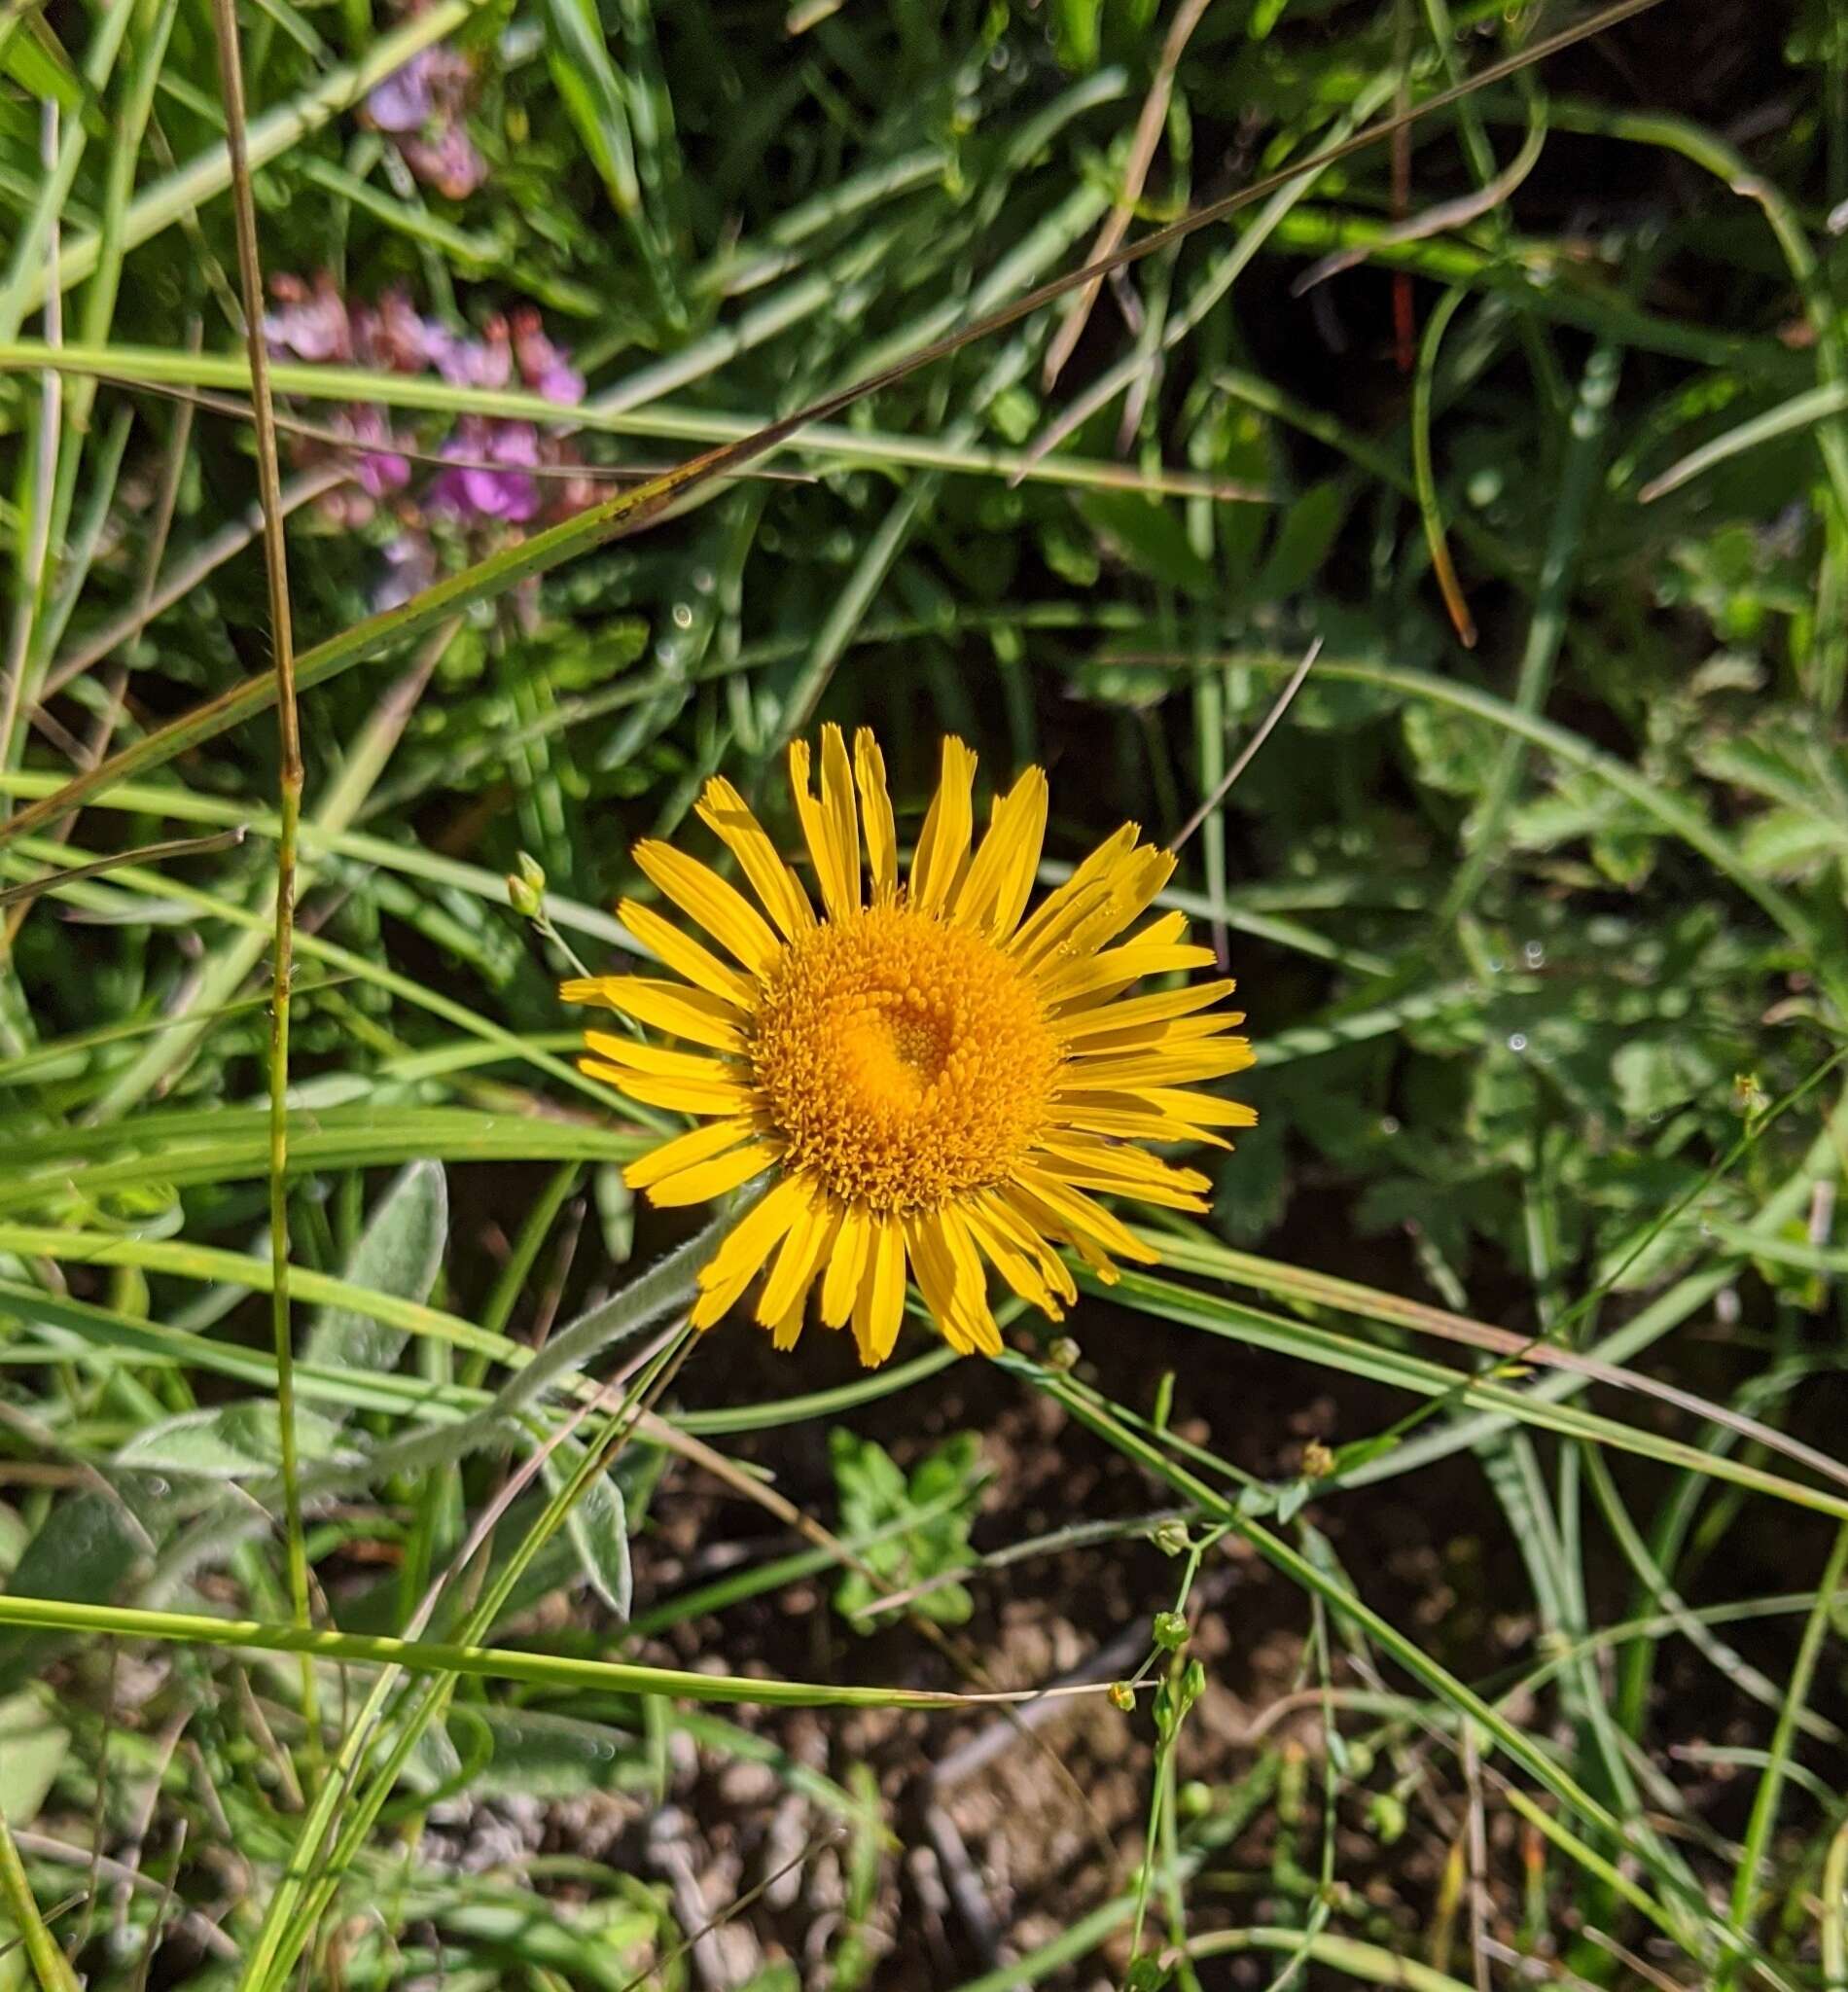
[1042,909,1191,1009]
[649,1142,780,1208]
[1038,941,1219,1008]
[1051,1099,1231,1148]
[988,770,1050,940]
[973,1190,1079,1306]
[1124,1086,1260,1129]
[909,735,977,913]
[756,1182,832,1327]
[580,1061,754,1118]
[1039,1131,1212,1192]
[907,1209,999,1355]
[564,976,747,1053]
[1036,1141,1213,1214]
[964,1202,1066,1320]
[769,1287,811,1351]
[939,1205,1003,1354]
[1010,1165,1161,1266]
[1007,825,1138,964]
[696,776,814,942]
[625,1115,760,1191]
[634,841,781,975]
[1068,1014,1247,1060]
[854,728,899,900]
[821,1202,872,1327]
[583,1031,739,1084]
[1057,979,1236,1042]
[821,725,862,915]
[953,766,1048,935]
[618,900,758,1010]
[693,1176,810,1327]
[789,739,851,917]
[1062,1044,1256,1090]
[1056,847,1176,963]
[852,1218,906,1367]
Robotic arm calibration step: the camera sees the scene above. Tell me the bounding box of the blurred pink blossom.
[263,276,598,611]
[363,40,484,198]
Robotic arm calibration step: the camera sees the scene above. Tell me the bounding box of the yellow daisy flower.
[564,727,1255,1367]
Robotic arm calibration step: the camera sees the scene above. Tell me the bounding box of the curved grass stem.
[208,0,313,1755]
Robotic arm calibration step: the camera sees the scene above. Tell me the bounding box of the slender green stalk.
[0,1803,82,1992]
[1184,1927,1481,1992]
[209,0,313,1740]
[1824,1814,1848,1988]
[1409,286,1475,646]
[1721,1524,1848,1985]
[0,1589,1019,1710]
[1439,334,1621,924]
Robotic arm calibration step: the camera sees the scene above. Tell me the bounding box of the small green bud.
[1301,1439,1336,1479]
[1177,1779,1213,1821]
[1151,1518,1191,1558]
[1108,1680,1137,1714]
[1046,1335,1082,1371]
[1152,1610,1189,1653]
[508,851,547,920]
[1181,1658,1207,1711]
[1368,1792,1406,1845]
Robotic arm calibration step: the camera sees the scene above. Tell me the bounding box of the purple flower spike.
[401,124,488,200]
[429,417,542,524]
[343,409,412,498]
[374,531,440,611]
[365,50,435,133]
[429,317,514,391]
[264,272,350,363]
[356,290,437,374]
[512,307,586,405]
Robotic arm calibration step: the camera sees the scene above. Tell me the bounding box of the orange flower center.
[749,900,1060,1212]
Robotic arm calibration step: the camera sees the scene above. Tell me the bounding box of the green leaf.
[1611,1037,1728,1121]
[117,1404,362,1480]
[542,0,641,216]
[545,1443,632,1620]
[1054,0,1104,69]
[1739,805,1847,878]
[0,1692,68,1825]
[1078,491,1216,596]
[830,1430,981,1630]
[1256,479,1347,600]
[470,1707,640,1797]
[302,1159,448,1386]
[1,16,86,120]
[0,1478,173,1696]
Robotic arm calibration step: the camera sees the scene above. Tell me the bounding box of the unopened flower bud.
[1151,1518,1191,1558]
[1153,1611,1189,1653]
[508,851,546,920]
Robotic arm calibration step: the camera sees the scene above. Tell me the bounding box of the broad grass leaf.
[303,1159,448,1384]
[542,0,641,217]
